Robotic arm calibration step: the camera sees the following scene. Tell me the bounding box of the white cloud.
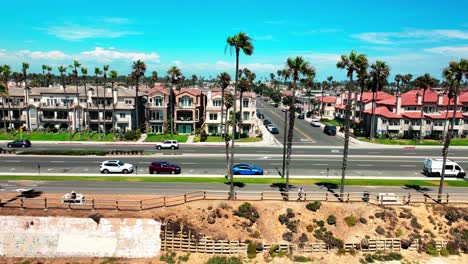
[44,25,141,40]
[303,53,342,64]
[424,46,468,56]
[19,50,70,60]
[352,29,468,44]
[79,47,159,63]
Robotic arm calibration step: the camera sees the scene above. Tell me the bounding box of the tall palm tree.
[41,65,48,87]
[395,74,403,94]
[281,57,315,195]
[81,67,89,130]
[69,60,81,133]
[94,67,103,137]
[167,66,183,135]
[223,92,235,176]
[414,73,439,143]
[302,75,315,113]
[102,65,109,137]
[336,50,368,200]
[226,32,254,200]
[369,61,390,140]
[22,62,31,132]
[270,73,276,91]
[58,65,72,140]
[131,60,146,131]
[237,68,256,135]
[402,74,413,92]
[1,65,12,131]
[46,66,53,87]
[151,71,158,86]
[438,59,468,201]
[109,70,118,140]
[191,74,198,88]
[217,72,231,140]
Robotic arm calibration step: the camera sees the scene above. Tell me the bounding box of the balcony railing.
[388,125,401,130]
[177,116,193,121]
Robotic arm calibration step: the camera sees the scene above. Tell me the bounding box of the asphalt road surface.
[1,154,468,177]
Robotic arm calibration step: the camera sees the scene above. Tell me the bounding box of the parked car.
[273,103,279,107]
[298,113,305,119]
[149,161,181,174]
[267,124,275,131]
[100,160,134,174]
[310,119,321,127]
[232,164,264,175]
[155,140,179,150]
[7,139,31,148]
[281,108,287,112]
[269,127,279,134]
[256,112,264,119]
[423,158,465,178]
[324,125,336,136]
[263,119,272,126]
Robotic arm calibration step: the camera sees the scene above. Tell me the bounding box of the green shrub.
[269,245,279,256]
[286,208,295,218]
[247,241,257,259]
[425,241,439,256]
[336,248,347,255]
[306,224,314,233]
[395,228,403,237]
[306,201,321,212]
[123,130,141,141]
[282,231,293,242]
[292,256,311,262]
[205,256,242,264]
[233,202,259,223]
[440,248,449,257]
[445,210,460,222]
[286,220,298,233]
[200,130,208,142]
[178,253,190,262]
[344,215,357,227]
[278,214,289,225]
[160,251,176,264]
[314,219,324,227]
[327,215,337,225]
[445,241,460,255]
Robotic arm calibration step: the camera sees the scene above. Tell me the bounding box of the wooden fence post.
[67,201,71,210]
[304,192,307,201]
[140,200,143,211]
[184,194,187,203]
[203,191,206,200]
[446,193,449,204]
[407,193,411,204]
[163,196,166,207]
[347,192,350,203]
[20,198,24,210]
[91,198,95,211]
[44,197,48,211]
[325,192,328,201]
[116,200,119,211]
[424,195,427,204]
[0,198,2,208]
[261,192,263,200]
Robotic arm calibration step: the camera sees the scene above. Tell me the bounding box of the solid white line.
[315,164,328,166]
[357,164,373,167]
[50,161,64,163]
[181,162,197,165]
[400,165,417,167]
[4,160,20,163]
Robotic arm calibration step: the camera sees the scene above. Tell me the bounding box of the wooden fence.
[1,190,467,211]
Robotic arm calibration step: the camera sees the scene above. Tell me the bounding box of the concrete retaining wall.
[0,216,160,258]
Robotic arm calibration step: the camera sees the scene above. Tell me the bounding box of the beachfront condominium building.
[146,86,170,133]
[173,88,206,134]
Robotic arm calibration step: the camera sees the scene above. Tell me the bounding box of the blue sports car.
[232,164,264,175]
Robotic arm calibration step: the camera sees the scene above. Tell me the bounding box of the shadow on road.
[403,184,431,193]
[0,189,43,207]
[270,183,295,201]
[315,182,340,199]
[224,182,246,188]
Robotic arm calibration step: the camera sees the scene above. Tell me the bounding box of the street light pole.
[282,109,288,178]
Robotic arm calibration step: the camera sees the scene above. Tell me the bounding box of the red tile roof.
[175,88,203,96]
[402,112,423,119]
[426,111,464,119]
[363,106,402,118]
[316,96,336,103]
[459,92,468,103]
[147,88,169,96]
[335,104,346,110]
[281,91,293,97]
[360,91,394,103]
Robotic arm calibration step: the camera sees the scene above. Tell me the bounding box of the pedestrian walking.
[297,187,305,201]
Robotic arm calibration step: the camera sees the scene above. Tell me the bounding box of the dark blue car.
[232,164,264,175]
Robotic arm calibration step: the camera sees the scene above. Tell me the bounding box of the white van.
[423,158,465,178]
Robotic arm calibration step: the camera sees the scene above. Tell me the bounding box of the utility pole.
[282,110,288,178]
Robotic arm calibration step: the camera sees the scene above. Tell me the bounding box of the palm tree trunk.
[103,89,107,138]
[224,107,230,177]
[135,78,139,131]
[84,81,89,132]
[96,82,101,138]
[419,89,426,143]
[220,88,225,139]
[76,77,81,136]
[438,94,458,202]
[320,88,324,119]
[2,97,6,131]
[228,49,240,200]
[285,80,297,197]
[370,89,377,140]
[170,85,175,135]
[340,77,353,201]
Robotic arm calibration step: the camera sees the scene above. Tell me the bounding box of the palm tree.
[109,70,118,140]
[402,74,413,92]
[69,60,81,133]
[217,72,231,140]
[237,68,256,135]
[336,50,368,200]
[58,65,72,140]
[395,74,403,94]
[1,65,12,131]
[414,73,439,143]
[438,59,468,201]
[81,67,89,130]
[22,62,31,132]
[94,67,103,137]
[369,61,390,140]
[167,66,183,135]
[191,74,198,88]
[281,57,315,195]
[226,32,254,200]
[223,92,235,176]
[301,74,315,113]
[41,65,48,87]
[102,65,110,137]
[131,60,146,131]
[151,71,158,86]
[270,73,276,91]
[46,66,53,87]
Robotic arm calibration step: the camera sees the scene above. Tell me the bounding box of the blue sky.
[1,0,467,81]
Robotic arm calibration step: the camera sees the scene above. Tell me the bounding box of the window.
[209,113,218,120]
[151,124,163,133]
[33,98,40,102]
[445,165,453,170]
[154,96,163,106]
[124,99,132,105]
[382,119,387,124]
[464,119,468,124]
[29,109,36,118]
[208,125,218,134]
[80,99,86,103]
[213,100,222,107]
[426,120,431,125]
[243,99,249,108]
[406,106,416,111]
[152,111,164,120]
[243,112,250,121]
[404,120,410,124]
[180,96,192,107]
[120,113,126,118]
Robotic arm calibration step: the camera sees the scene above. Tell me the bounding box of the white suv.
[100,160,134,174]
[156,140,179,150]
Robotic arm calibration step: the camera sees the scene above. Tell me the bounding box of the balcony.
[177,102,195,109]
[41,116,68,122]
[388,125,401,130]
[432,125,445,131]
[40,102,75,109]
[410,125,421,131]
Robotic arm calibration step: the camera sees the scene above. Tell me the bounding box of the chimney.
[438,93,443,105]
[417,92,422,105]
[396,92,402,115]
[207,90,212,103]
[113,88,118,104]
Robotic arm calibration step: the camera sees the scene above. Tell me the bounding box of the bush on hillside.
[306,201,321,212]
[233,202,259,223]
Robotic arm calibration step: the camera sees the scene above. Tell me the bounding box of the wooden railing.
[0,191,467,211]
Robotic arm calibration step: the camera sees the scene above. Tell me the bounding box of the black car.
[324,125,336,136]
[256,112,264,119]
[7,139,31,148]
[298,113,305,119]
[269,127,279,134]
[263,119,272,126]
